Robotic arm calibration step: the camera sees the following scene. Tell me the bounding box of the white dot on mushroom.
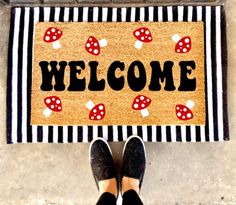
[185,38,190,43]
[145,30,149,35]
[141,104,145,108]
[141,37,144,40]
[58,106,61,110]
[183,48,187,53]
[187,44,190,48]
[97,115,101,120]
[135,31,140,36]
[179,42,183,46]
[86,43,90,47]
[51,28,55,32]
[47,31,50,35]
[177,112,181,117]
[187,113,192,118]
[98,105,103,110]
[94,49,98,54]
[53,36,56,40]
[177,49,180,52]
[56,100,60,104]
[46,99,51,104]
[148,37,152,40]
[176,107,179,110]
[136,99,139,102]
[52,98,55,101]
[183,108,187,112]
[89,38,92,41]
[45,36,50,41]
[101,112,104,115]
[140,96,144,100]
[141,29,144,32]
[93,109,97,113]
[51,105,54,109]
[94,43,98,46]
[134,104,138,109]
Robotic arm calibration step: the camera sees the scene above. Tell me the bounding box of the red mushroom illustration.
[133,27,153,49]
[85,36,107,56]
[86,100,106,120]
[175,100,195,121]
[43,27,63,49]
[43,96,62,117]
[132,95,152,117]
[172,34,192,53]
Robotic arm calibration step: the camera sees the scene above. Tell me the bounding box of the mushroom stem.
[186,100,195,109]
[141,108,149,117]
[172,34,181,43]
[43,107,52,117]
[135,40,143,49]
[52,40,61,49]
[99,39,108,47]
[86,100,95,110]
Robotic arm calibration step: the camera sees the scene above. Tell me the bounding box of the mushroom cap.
[43,27,63,43]
[175,36,191,53]
[89,103,106,120]
[85,36,100,56]
[176,104,193,120]
[44,96,62,112]
[132,95,151,111]
[133,27,153,43]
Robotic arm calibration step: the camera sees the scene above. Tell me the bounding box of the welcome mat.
[7,6,229,143]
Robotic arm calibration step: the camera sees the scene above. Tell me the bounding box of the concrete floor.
[0,1,236,205]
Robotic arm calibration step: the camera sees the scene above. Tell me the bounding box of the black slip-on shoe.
[89,138,118,193]
[121,135,146,191]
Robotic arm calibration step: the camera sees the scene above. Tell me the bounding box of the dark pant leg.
[96,192,117,205]
[122,190,144,205]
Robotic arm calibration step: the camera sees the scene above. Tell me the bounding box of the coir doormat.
[7,6,229,143]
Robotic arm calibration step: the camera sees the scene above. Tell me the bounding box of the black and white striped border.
[7,6,229,143]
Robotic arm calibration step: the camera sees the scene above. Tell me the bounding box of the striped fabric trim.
[7,6,229,143]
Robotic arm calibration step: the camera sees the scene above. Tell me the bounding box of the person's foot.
[121,135,146,195]
[89,138,118,197]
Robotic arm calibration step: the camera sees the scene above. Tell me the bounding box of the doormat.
[7,6,229,143]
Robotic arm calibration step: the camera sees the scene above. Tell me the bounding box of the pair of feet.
[89,135,146,198]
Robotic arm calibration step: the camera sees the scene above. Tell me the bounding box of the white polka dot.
[187,44,190,48]
[51,105,54,109]
[94,49,99,54]
[145,30,150,35]
[187,113,192,118]
[177,49,180,53]
[136,99,139,102]
[89,38,92,41]
[45,36,50,41]
[58,106,61,110]
[176,107,179,110]
[51,28,55,32]
[56,100,60,104]
[183,108,187,112]
[134,104,139,109]
[177,112,181,117]
[148,37,152,40]
[141,29,144,32]
[141,36,144,40]
[146,99,150,102]
[99,105,103,110]
[91,116,94,120]
[182,116,186,119]
[101,112,104,115]
[97,115,101,120]
[183,48,187,53]
[47,31,50,35]
[135,31,140,36]
[86,43,90,47]
[52,98,55,101]
[94,43,98,46]
[185,38,190,43]
[93,109,97,113]
[53,36,56,40]
[58,31,61,34]
[89,48,92,52]
[141,104,145,108]
[46,99,51,104]
[140,96,144,100]
[179,42,183,46]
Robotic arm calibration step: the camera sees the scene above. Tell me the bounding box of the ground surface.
[0,1,236,205]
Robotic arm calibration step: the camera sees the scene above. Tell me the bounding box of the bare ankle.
[122,176,139,195]
[98,178,117,197]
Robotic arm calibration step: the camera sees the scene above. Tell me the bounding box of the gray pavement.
[0,1,236,204]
